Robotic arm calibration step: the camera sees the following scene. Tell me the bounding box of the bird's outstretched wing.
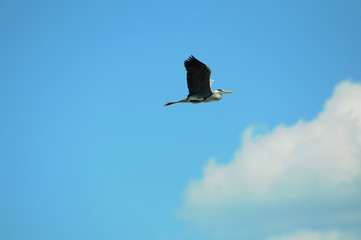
[184,56,212,98]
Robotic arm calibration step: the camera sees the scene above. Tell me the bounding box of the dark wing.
[184,55,212,98]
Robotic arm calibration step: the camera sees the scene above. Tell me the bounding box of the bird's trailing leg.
[164,99,187,106]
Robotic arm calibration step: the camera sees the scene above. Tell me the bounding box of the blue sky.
[1,1,361,240]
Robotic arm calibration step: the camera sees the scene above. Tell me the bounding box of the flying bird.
[164,55,234,106]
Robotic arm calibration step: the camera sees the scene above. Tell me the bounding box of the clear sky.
[1,1,361,240]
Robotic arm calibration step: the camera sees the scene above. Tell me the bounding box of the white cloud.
[181,81,361,239]
[267,230,358,240]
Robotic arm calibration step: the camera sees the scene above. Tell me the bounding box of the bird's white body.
[204,90,222,102]
[187,90,222,103]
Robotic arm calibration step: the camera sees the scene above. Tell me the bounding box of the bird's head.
[215,89,234,95]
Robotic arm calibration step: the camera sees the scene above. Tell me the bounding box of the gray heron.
[164,55,234,106]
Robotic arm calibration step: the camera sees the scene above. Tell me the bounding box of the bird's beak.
[223,90,234,94]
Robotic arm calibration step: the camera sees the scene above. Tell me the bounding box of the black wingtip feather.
[184,55,201,67]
